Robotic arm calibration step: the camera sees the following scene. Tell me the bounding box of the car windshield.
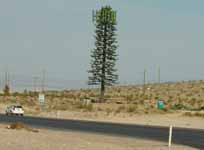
[15,106,22,108]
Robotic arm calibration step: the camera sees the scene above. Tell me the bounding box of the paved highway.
[0,114,203,149]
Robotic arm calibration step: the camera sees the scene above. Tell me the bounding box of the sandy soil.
[0,124,198,150]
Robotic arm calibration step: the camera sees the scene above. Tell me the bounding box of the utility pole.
[143,69,147,86]
[39,70,46,111]
[4,67,10,95]
[33,76,39,92]
[8,71,10,87]
[143,69,147,93]
[41,69,46,93]
[4,67,10,87]
[5,70,7,87]
[158,67,161,84]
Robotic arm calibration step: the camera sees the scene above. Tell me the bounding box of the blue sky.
[0,0,204,90]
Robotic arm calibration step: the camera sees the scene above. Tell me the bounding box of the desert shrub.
[168,95,173,100]
[13,92,21,97]
[162,108,169,112]
[74,101,84,109]
[139,100,144,105]
[97,107,103,111]
[115,105,125,113]
[105,108,112,115]
[88,92,96,97]
[184,111,204,118]
[143,94,148,100]
[200,106,204,110]
[3,84,10,96]
[184,112,193,117]
[126,105,137,113]
[73,101,93,111]
[194,112,204,117]
[176,93,180,97]
[7,122,38,133]
[125,94,134,102]
[5,98,17,104]
[188,106,204,111]
[28,91,38,97]
[144,110,149,114]
[52,104,69,111]
[19,99,36,106]
[66,93,77,99]
[104,95,111,99]
[84,103,93,112]
[171,103,186,110]
[150,104,154,109]
[132,100,139,105]
[149,93,153,99]
[189,98,197,106]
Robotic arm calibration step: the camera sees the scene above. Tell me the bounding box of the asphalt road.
[0,114,203,149]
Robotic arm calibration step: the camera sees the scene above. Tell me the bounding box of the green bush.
[171,103,187,110]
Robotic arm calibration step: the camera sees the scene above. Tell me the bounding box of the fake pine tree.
[88,6,118,101]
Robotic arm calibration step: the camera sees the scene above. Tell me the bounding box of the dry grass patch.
[6,122,39,133]
[183,111,204,118]
[1,80,204,115]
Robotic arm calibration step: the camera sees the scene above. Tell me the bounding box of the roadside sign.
[157,100,164,109]
[38,93,45,105]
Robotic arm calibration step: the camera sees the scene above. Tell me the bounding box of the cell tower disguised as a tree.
[88,6,118,101]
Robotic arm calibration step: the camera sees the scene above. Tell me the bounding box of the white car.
[5,105,24,116]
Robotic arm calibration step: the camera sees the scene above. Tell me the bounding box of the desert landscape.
[0,1,204,149]
[0,81,204,129]
[0,81,204,149]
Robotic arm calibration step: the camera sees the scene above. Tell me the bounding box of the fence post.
[168,125,173,149]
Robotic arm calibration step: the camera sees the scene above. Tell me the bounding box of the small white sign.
[38,94,45,104]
